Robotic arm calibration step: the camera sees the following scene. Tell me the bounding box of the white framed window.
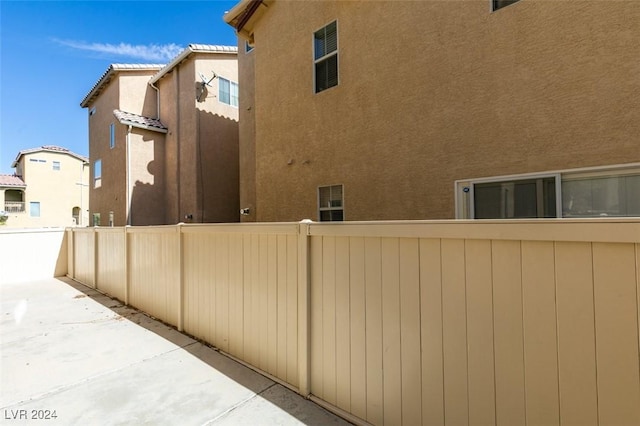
[53,161,60,171]
[456,164,640,219]
[94,159,102,188]
[318,184,344,221]
[219,78,239,107]
[30,202,41,217]
[109,123,115,149]
[89,107,96,116]
[92,213,101,227]
[314,21,338,93]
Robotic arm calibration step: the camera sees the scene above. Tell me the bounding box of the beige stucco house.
[225,0,640,222]
[80,45,239,226]
[0,146,89,228]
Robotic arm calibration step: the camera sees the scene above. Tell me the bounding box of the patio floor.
[0,277,350,425]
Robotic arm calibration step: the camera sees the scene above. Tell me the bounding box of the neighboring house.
[225,0,640,221]
[80,45,239,226]
[0,146,89,228]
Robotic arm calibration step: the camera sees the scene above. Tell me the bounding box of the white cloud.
[55,39,183,62]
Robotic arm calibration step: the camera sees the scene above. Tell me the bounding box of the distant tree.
[0,211,8,225]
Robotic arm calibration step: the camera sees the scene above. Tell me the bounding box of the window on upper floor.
[318,184,344,221]
[30,202,41,217]
[314,21,338,94]
[492,0,521,11]
[219,78,239,107]
[245,40,254,53]
[94,159,102,188]
[53,161,60,171]
[110,123,115,149]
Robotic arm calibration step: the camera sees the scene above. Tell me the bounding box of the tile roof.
[11,146,88,168]
[80,64,165,107]
[0,174,26,188]
[113,110,168,133]
[150,44,238,84]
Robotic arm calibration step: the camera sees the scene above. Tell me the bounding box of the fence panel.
[64,219,640,426]
[307,220,640,426]
[181,224,300,388]
[127,227,180,326]
[95,228,126,301]
[73,228,95,287]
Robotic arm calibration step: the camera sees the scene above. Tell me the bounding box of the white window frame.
[53,161,61,171]
[318,184,345,221]
[219,77,239,107]
[313,20,339,94]
[30,201,41,217]
[455,162,640,219]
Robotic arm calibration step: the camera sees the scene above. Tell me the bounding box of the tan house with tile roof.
[225,0,640,222]
[1,146,89,228]
[80,45,239,226]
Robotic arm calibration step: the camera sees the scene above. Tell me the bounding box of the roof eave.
[120,120,168,134]
[149,45,237,85]
[224,0,272,41]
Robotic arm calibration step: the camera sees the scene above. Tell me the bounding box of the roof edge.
[11,146,89,168]
[80,64,164,108]
[149,44,238,85]
[224,0,272,40]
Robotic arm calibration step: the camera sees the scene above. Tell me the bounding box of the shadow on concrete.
[56,277,350,426]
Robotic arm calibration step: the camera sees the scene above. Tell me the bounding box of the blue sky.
[0,0,239,174]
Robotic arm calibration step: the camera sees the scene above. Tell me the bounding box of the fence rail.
[66,219,640,426]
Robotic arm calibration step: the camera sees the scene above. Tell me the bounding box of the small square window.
[94,159,102,188]
[318,184,344,221]
[110,123,115,149]
[314,21,338,93]
[30,202,41,217]
[219,78,239,107]
[53,161,60,171]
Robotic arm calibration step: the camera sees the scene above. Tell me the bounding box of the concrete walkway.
[1,278,351,425]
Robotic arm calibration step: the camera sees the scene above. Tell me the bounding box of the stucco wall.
[88,71,160,226]
[247,0,640,221]
[238,42,257,221]
[158,52,239,224]
[88,77,125,226]
[128,130,166,225]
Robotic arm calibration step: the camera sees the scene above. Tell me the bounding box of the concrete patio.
[0,277,350,425]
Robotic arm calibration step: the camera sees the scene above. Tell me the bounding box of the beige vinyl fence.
[67,219,640,426]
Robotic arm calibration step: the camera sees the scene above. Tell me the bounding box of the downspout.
[126,125,132,226]
[149,80,160,120]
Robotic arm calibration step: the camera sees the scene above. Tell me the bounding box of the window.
[318,184,344,221]
[94,159,102,188]
[219,78,239,107]
[53,161,60,171]
[110,123,115,149]
[492,0,520,11]
[456,165,640,219]
[314,21,338,93]
[92,213,101,227]
[474,177,557,219]
[30,202,41,217]
[89,107,96,116]
[245,40,254,53]
[562,173,640,217]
